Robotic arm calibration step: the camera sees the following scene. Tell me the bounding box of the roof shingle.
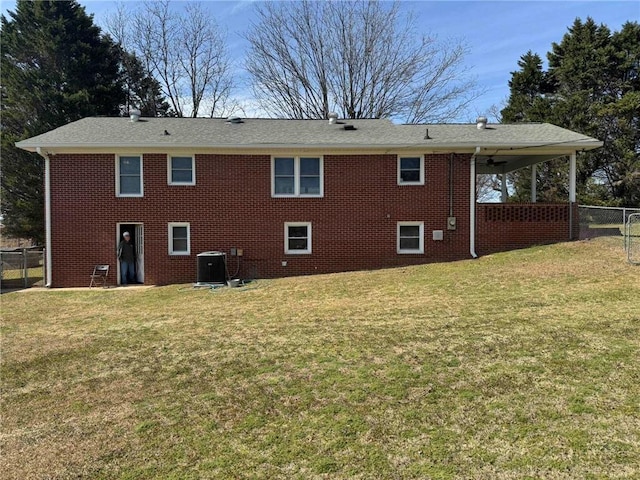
[16,117,602,151]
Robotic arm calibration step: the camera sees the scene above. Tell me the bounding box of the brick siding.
[48,153,575,287]
[476,203,577,255]
[48,152,476,286]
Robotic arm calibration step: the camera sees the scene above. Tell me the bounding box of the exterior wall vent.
[476,116,488,130]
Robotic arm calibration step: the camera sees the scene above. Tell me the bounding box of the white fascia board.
[18,144,444,155]
[16,140,603,156]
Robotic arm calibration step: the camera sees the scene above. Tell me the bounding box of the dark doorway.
[117,223,144,284]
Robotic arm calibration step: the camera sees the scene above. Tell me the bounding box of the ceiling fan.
[486,156,508,166]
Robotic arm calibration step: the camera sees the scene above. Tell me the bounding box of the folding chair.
[89,264,110,288]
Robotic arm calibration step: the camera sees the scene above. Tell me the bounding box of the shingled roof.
[16,117,602,153]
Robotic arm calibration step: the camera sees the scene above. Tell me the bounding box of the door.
[134,224,144,283]
[117,223,144,285]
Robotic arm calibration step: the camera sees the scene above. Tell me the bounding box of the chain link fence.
[578,205,640,240]
[626,213,640,265]
[0,247,45,290]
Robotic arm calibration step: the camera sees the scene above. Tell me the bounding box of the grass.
[2,237,639,479]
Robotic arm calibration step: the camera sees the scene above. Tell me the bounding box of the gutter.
[469,147,481,259]
[36,147,53,287]
[15,141,604,154]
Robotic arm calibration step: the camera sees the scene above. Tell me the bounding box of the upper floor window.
[117,155,143,197]
[397,155,424,185]
[273,156,323,197]
[168,155,195,185]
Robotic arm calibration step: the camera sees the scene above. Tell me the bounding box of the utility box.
[447,217,457,230]
[196,251,226,285]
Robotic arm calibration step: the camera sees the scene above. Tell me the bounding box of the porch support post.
[531,164,537,203]
[501,173,508,203]
[569,152,577,203]
[470,147,480,258]
[569,151,577,240]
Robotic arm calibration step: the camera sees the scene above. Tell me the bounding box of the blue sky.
[2,0,638,121]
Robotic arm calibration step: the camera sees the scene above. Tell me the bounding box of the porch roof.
[17,117,602,157]
[475,154,567,174]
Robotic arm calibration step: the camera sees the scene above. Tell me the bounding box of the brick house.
[17,116,601,287]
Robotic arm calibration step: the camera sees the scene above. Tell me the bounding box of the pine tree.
[501,51,552,123]
[501,18,640,206]
[500,52,562,202]
[1,0,124,243]
[595,22,640,205]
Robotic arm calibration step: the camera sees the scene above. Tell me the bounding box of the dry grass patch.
[2,237,639,479]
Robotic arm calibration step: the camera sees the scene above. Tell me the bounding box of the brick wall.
[48,152,473,287]
[476,203,578,255]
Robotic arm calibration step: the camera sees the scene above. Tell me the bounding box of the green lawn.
[2,237,639,479]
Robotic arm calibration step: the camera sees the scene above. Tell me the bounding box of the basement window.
[169,222,190,255]
[273,157,323,197]
[397,155,424,185]
[168,155,195,185]
[397,222,424,254]
[285,222,312,254]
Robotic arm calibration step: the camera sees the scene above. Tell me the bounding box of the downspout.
[37,147,53,287]
[469,147,480,258]
[449,153,454,218]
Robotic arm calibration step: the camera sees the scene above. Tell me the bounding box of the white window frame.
[167,155,196,186]
[397,222,424,254]
[116,155,143,197]
[272,156,324,197]
[168,222,191,256]
[397,155,425,186]
[284,222,312,254]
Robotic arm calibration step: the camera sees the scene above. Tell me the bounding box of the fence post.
[22,248,28,288]
[569,203,574,240]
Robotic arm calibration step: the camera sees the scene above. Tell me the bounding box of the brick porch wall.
[476,203,578,255]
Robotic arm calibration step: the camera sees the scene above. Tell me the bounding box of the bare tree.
[245,0,481,122]
[476,174,502,202]
[178,3,234,117]
[106,1,234,117]
[105,3,129,48]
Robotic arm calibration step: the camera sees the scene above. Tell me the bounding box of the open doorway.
[116,223,144,285]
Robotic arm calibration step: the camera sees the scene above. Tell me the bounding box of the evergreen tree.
[595,22,640,205]
[1,0,124,243]
[118,49,173,117]
[547,18,613,195]
[501,18,640,206]
[501,51,552,123]
[501,51,559,202]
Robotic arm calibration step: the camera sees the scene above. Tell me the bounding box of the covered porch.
[472,150,581,255]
